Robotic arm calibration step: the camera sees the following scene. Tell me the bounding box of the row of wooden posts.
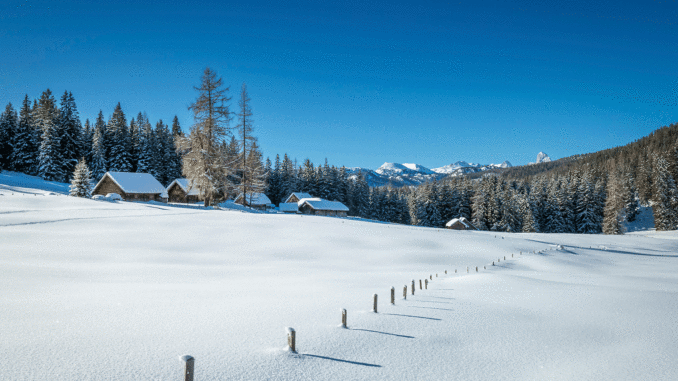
[180,249,539,380]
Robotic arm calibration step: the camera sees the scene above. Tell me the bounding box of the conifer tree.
[57,91,82,180]
[107,103,131,172]
[603,172,625,235]
[36,90,64,181]
[236,83,266,202]
[651,156,678,231]
[171,115,183,137]
[183,67,232,206]
[266,154,282,204]
[0,103,18,171]
[10,95,39,174]
[69,158,92,198]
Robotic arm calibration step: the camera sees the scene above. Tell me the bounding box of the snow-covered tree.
[36,90,64,181]
[69,158,92,198]
[56,91,82,180]
[9,95,39,175]
[0,103,18,171]
[107,103,131,172]
[652,156,678,231]
[183,67,233,206]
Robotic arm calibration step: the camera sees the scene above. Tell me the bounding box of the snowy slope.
[1,179,677,381]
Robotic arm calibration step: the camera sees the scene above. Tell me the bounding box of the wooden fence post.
[391,287,395,304]
[425,279,428,289]
[445,270,447,274]
[467,267,469,273]
[412,280,415,295]
[492,261,495,266]
[475,266,478,272]
[287,327,296,352]
[373,294,378,313]
[430,275,432,280]
[455,269,457,273]
[180,355,194,381]
[419,279,422,290]
[403,285,407,299]
[342,309,347,328]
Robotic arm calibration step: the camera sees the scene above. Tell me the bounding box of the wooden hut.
[166,178,201,203]
[92,172,167,202]
[234,192,272,210]
[445,217,477,230]
[298,198,349,217]
[284,192,314,204]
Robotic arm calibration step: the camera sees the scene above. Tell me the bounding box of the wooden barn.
[166,178,201,203]
[284,192,314,204]
[234,192,272,210]
[298,198,349,217]
[445,217,477,230]
[92,172,167,202]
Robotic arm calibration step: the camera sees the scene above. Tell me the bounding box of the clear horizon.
[1,0,677,169]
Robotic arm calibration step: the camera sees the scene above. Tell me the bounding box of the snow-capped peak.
[536,152,552,164]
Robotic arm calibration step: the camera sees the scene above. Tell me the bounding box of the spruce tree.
[69,158,93,198]
[36,90,64,181]
[652,156,678,231]
[57,91,82,180]
[10,95,39,174]
[0,103,18,171]
[107,103,131,172]
[603,172,625,235]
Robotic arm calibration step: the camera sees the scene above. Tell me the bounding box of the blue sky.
[1,0,677,168]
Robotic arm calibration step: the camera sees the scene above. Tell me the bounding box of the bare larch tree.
[183,68,232,206]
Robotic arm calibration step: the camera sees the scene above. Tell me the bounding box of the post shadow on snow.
[382,313,441,321]
[419,295,456,300]
[351,328,415,339]
[302,354,382,368]
[407,305,454,312]
[523,239,677,258]
[410,299,455,305]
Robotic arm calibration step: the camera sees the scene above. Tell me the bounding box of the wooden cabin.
[166,178,201,203]
[234,192,272,210]
[92,172,167,202]
[298,198,349,217]
[445,217,477,230]
[284,192,314,204]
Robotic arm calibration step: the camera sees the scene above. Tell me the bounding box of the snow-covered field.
[1,175,677,380]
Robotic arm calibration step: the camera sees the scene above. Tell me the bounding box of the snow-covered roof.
[278,203,299,212]
[285,192,313,203]
[446,217,475,229]
[167,178,200,196]
[96,172,166,195]
[298,198,349,212]
[235,192,272,205]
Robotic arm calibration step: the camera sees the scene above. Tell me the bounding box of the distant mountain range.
[346,160,513,187]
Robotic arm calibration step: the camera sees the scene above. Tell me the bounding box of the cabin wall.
[168,184,188,203]
[93,176,126,198]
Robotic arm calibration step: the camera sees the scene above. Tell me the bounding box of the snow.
[535,152,552,163]
[298,198,349,212]
[284,192,313,203]
[167,178,200,196]
[95,172,166,195]
[278,202,300,213]
[445,217,475,229]
[1,174,677,380]
[234,192,272,206]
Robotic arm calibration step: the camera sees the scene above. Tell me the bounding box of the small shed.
[298,198,349,217]
[92,172,167,202]
[278,202,300,213]
[166,178,201,203]
[284,192,314,204]
[234,192,272,210]
[445,217,477,231]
